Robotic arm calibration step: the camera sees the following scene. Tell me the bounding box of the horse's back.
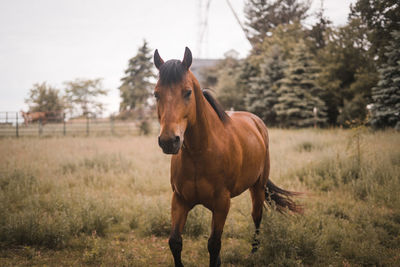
[227,111,268,146]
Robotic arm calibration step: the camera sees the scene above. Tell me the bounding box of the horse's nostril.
[158,135,180,151]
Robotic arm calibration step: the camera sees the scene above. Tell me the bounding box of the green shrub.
[296,141,315,152]
[0,168,119,248]
[250,211,319,266]
[0,198,118,248]
[141,201,170,237]
[78,200,120,236]
[83,232,107,264]
[184,206,209,237]
[139,120,151,135]
[61,162,77,174]
[1,209,71,248]
[249,205,400,266]
[294,150,400,203]
[129,216,139,230]
[221,239,248,265]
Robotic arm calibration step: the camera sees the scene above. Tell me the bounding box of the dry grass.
[0,128,399,266]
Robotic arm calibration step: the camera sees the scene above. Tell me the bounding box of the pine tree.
[316,19,377,125]
[244,0,310,46]
[119,40,155,111]
[215,56,242,110]
[350,0,400,65]
[307,0,331,54]
[370,30,400,128]
[246,45,286,126]
[234,57,260,111]
[275,41,327,127]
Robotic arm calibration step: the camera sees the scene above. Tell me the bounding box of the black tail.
[265,180,303,213]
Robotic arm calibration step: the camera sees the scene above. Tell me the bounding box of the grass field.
[0,128,399,266]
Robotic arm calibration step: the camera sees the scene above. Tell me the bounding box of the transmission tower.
[196,0,212,58]
[196,0,252,58]
[225,0,251,44]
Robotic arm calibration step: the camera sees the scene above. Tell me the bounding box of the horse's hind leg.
[249,182,265,253]
[169,192,190,267]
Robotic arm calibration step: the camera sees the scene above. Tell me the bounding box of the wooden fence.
[0,112,155,137]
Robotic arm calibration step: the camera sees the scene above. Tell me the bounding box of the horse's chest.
[171,152,236,206]
[172,175,221,206]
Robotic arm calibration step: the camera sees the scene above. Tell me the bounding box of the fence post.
[86,113,89,136]
[16,112,19,138]
[63,113,66,136]
[110,115,114,136]
[6,112,8,124]
[39,119,43,136]
[313,107,318,129]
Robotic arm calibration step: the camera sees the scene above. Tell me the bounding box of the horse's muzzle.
[158,135,181,154]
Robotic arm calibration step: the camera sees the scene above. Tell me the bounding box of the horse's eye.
[154,91,160,100]
[184,90,192,99]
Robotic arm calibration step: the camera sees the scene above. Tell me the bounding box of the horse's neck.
[184,83,225,154]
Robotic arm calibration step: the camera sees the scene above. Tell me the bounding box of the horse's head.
[20,110,28,118]
[153,47,197,154]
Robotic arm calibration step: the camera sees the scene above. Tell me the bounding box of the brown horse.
[154,47,302,267]
[20,111,47,126]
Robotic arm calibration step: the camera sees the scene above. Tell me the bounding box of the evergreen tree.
[119,40,155,111]
[317,19,377,125]
[275,41,327,127]
[350,0,400,65]
[215,56,243,110]
[370,30,400,128]
[337,93,368,125]
[210,55,259,112]
[244,0,310,46]
[258,22,305,61]
[307,0,331,54]
[234,57,260,111]
[246,45,286,126]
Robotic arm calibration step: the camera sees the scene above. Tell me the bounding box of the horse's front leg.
[208,196,230,267]
[169,192,190,267]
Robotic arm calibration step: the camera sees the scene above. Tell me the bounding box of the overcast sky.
[0,0,355,115]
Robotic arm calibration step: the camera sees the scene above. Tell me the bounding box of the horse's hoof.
[251,241,260,253]
[217,256,221,267]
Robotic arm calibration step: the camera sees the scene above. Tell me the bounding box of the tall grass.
[248,129,400,266]
[0,136,167,248]
[0,168,119,248]
[0,130,399,266]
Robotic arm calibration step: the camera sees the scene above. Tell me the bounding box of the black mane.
[159,60,187,85]
[202,89,231,124]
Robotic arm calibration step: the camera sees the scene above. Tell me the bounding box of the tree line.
[24,79,107,118]
[24,40,154,121]
[25,0,399,128]
[201,0,399,128]
[118,0,399,129]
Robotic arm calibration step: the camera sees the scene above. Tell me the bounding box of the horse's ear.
[182,47,192,70]
[154,49,164,70]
